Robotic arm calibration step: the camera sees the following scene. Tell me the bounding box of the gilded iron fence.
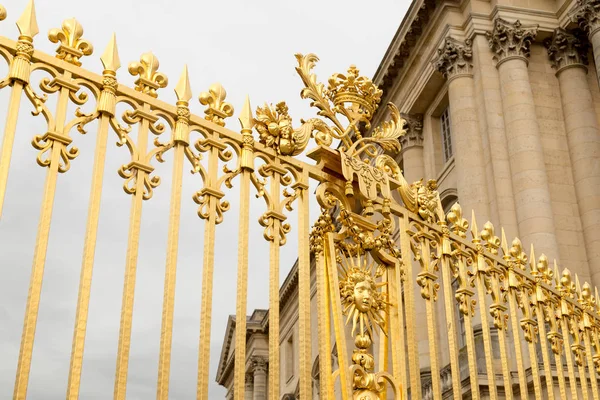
[0,1,599,400]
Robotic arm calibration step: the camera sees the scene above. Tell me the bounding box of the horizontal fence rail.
[0,2,599,400]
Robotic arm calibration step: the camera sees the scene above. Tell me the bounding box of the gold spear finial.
[174,64,192,103]
[500,227,509,256]
[575,274,582,299]
[16,0,39,39]
[101,33,120,73]
[529,244,536,272]
[470,210,479,240]
[239,95,254,133]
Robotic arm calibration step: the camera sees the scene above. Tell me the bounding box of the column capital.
[486,18,538,67]
[545,28,589,74]
[400,113,424,150]
[433,36,473,81]
[245,372,254,384]
[252,356,268,373]
[570,0,600,38]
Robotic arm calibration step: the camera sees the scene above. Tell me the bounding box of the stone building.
[217,0,600,397]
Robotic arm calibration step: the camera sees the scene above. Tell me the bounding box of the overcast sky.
[0,0,410,398]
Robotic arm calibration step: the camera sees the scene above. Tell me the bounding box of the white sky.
[0,0,410,398]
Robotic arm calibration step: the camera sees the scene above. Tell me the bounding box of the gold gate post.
[67,34,121,400]
[156,65,191,400]
[114,52,167,400]
[580,281,600,400]
[0,0,37,219]
[15,17,92,399]
[233,96,253,400]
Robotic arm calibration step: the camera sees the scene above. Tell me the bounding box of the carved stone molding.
[545,28,589,74]
[400,113,424,150]
[570,0,600,38]
[252,356,268,374]
[486,18,538,67]
[433,37,473,81]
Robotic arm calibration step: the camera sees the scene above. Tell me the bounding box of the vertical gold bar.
[0,81,24,218]
[525,328,542,398]
[66,114,110,399]
[494,312,513,400]
[506,292,528,399]
[296,171,311,399]
[574,324,590,400]
[233,168,250,400]
[561,318,580,399]
[324,232,351,400]
[389,259,407,400]
[474,274,498,400]
[438,236,461,400]
[267,174,281,400]
[547,301,568,400]
[156,143,185,399]
[584,330,599,400]
[535,304,555,400]
[114,106,151,400]
[316,250,333,398]
[13,70,72,400]
[417,236,441,400]
[397,214,421,398]
[196,144,220,400]
[456,254,479,400]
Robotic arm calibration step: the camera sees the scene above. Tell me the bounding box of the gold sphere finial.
[0,5,7,21]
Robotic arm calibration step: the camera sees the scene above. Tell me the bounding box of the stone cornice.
[486,18,538,67]
[400,113,424,150]
[545,28,589,74]
[570,0,600,38]
[433,36,473,81]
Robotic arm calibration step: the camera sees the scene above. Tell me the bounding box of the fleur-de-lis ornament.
[128,52,168,98]
[48,18,93,66]
[199,83,234,126]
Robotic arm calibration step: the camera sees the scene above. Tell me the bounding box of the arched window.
[440,189,458,215]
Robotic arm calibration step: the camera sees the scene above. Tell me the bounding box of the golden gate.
[0,1,599,399]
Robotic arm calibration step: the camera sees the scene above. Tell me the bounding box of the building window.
[286,334,294,381]
[440,107,453,162]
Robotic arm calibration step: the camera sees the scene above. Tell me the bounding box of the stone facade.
[217,0,600,398]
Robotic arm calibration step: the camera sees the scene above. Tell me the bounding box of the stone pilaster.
[433,36,491,222]
[487,19,560,262]
[245,373,254,400]
[570,0,600,85]
[546,28,598,284]
[252,357,268,400]
[400,113,425,183]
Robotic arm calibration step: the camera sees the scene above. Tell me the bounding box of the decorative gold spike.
[529,244,536,272]
[575,274,582,300]
[199,83,234,127]
[101,33,120,72]
[48,18,93,66]
[595,286,600,313]
[470,210,479,240]
[128,52,168,98]
[239,95,254,133]
[174,65,192,103]
[16,0,39,39]
[553,260,560,288]
[500,227,509,256]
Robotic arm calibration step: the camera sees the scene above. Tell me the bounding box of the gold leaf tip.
[529,244,535,267]
[470,210,478,238]
[0,5,7,22]
[174,65,192,102]
[500,227,508,254]
[16,0,39,39]
[101,33,120,72]
[239,95,254,132]
[575,274,581,293]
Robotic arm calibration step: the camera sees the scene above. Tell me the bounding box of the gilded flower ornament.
[128,52,168,98]
[199,83,234,127]
[48,18,93,66]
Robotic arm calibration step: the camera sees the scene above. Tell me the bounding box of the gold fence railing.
[0,1,599,400]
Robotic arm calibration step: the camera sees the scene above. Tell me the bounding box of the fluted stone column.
[487,19,559,261]
[245,373,254,400]
[399,113,425,183]
[433,37,491,222]
[252,357,267,400]
[547,28,598,284]
[571,0,600,86]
